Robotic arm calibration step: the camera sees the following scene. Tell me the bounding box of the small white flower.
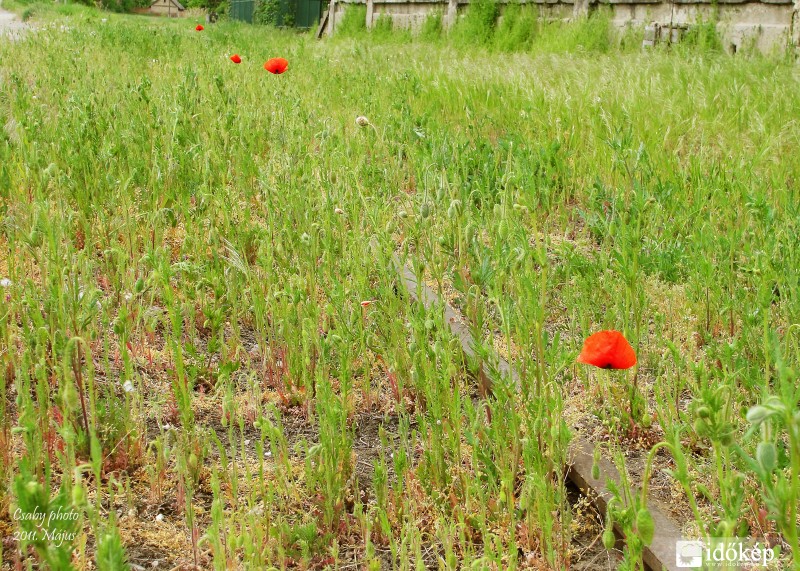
[152,560,160,568]
[155,514,164,523]
[0,278,11,288]
[124,292,133,301]
[265,450,272,458]
[122,381,135,393]
[436,419,441,425]
[244,439,251,446]
[334,208,344,215]
[355,116,370,127]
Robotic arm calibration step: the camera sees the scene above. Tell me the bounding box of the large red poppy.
[577,330,637,370]
[264,57,289,74]
[230,54,242,64]
[195,24,204,31]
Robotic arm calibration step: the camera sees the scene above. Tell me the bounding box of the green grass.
[1,6,799,570]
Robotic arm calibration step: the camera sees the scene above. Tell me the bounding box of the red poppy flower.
[264,57,289,74]
[195,24,204,31]
[230,54,242,64]
[577,330,637,370]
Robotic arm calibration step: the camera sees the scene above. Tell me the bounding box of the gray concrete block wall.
[325,0,798,51]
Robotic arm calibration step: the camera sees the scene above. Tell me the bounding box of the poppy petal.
[230,54,241,64]
[195,24,204,31]
[264,57,289,74]
[577,330,637,370]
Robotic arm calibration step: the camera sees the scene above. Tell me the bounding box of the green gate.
[293,0,321,28]
[230,0,255,23]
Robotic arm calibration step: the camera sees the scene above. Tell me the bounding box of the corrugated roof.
[151,0,185,10]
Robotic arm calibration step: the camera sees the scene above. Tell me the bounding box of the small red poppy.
[230,54,242,64]
[195,24,204,31]
[264,57,289,74]
[577,330,637,370]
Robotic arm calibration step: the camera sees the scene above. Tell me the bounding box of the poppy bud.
[602,525,616,550]
[635,508,655,544]
[72,483,87,506]
[756,442,777,472]
[355,116,370,127]
[61,381,79,411]
[498,221,509,239]
[447,199,462,219]
[26,480,41,496]
[28,230,42,247]
[746,405,770,425]
[420,203,431,218]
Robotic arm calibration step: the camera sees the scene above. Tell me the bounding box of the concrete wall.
[324,0,798,52]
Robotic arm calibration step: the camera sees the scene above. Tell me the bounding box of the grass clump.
[493,2,537,52]
[450,0,499,46]
[336,3,367,37]
[418,10,443,41]
[530,9,614,53]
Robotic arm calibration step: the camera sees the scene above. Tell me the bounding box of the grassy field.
[1,6,799,570]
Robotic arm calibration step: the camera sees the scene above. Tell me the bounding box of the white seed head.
[334,208,344,215]
[122,381,135,393]
[355,116,370,127]
[0,278,11,288]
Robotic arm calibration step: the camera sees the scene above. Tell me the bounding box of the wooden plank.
[385,248,683,571]
[316,8,329,37]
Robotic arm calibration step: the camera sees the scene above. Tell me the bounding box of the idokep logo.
[676,539,776,568]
